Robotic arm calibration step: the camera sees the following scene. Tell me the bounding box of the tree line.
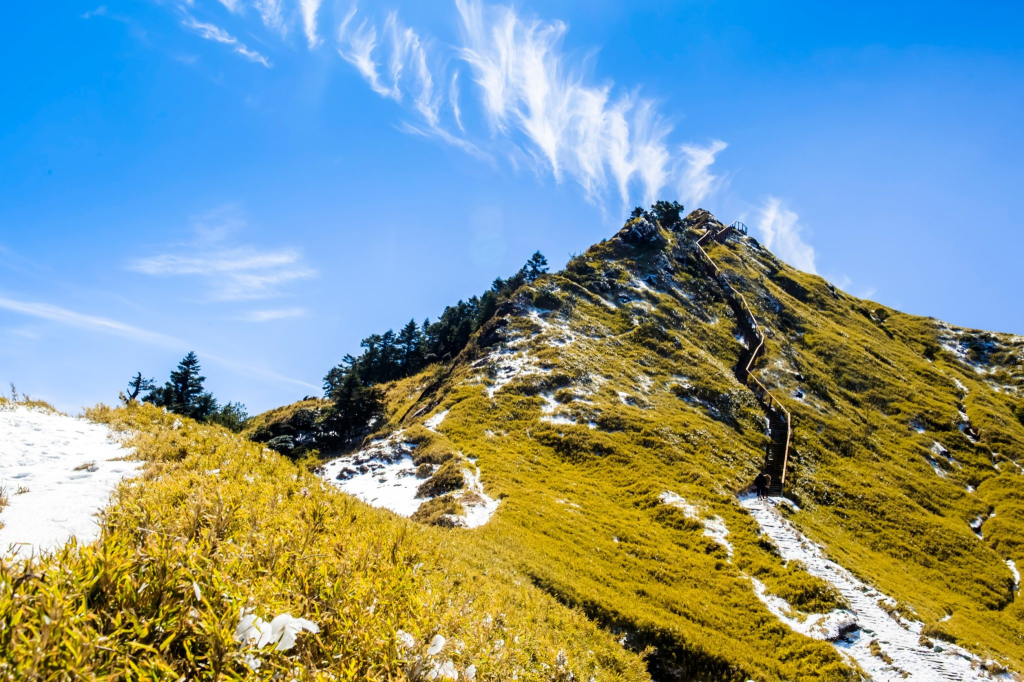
[318,251,548,444]
[123,351,248,431]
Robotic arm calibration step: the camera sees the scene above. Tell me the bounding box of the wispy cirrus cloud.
[128,208,316,301]
[0,295,183,348]
[181,15,271,67]
[299,0,323,47]
[253,0,286,37]
[0,294,318,390]
[677,140,728,208]
[755,197,818,274]
[168,1,735,214]
[334,1,723,210]
[238,308,306,322]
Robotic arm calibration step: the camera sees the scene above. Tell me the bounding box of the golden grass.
[0,403,649,681]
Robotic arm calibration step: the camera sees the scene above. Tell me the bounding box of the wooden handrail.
[695,227,792,491]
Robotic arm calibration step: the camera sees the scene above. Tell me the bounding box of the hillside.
[0,400,649,680]
[272,208,1023,680]
[3,208,1022,681]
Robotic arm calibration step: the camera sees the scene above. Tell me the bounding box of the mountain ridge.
[283,207,1023,679]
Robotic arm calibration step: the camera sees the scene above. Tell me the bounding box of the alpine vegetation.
[2,206,1023,681]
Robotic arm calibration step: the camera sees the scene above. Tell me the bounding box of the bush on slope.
[0,403,649,682]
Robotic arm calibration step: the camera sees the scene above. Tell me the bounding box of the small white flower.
[269,613,320,651]
[243,653,261,671]
[396,630,416,652]
[172,419,182,430]
[192,581,202,601]
[556,650,568,668]
[465,664,477,680]
[234,614,272,646]
[427,634,446,656]
[494,639,505,650]
[426,659,458,680]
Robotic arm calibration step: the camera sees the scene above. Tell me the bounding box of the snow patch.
[750,578,856,641]
[659,491,732,557]
[538,393,578,426]
[484,348,549,398]
[319,433,423,517]
[0,406,140,557]
[1008,560,1020,595]
[455,466,499,528]
[424,410,448,432]
[319,432,499,529]
[741,495,1009,681]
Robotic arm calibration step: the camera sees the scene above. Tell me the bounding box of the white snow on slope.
[424,410,448,432]
[660,491,733,557]
[0,406,139,557]
[1008,560,1020,595]
[741,495,1012,681]
[318,433,423,517]
[318,431,499,527]
[458,465,499,528]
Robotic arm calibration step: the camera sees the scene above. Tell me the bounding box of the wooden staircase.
[695,225,792,496]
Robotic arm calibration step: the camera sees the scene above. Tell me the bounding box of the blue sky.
[2,0,1023,414]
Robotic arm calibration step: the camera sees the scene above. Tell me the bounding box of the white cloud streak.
[455,0,678,205]
[182,15,271,67]
[238,308,307,322]
[0,295,318,390]
[449,70,464,131]
[0,295,183,348]
[300,0,322,47]
[755,197,818,274]
[130,247,315,301]
[677,140,727,208]
[334,1,721,211]
[128,209,316,301]
[338,9,394,98]
[253,0,286,37]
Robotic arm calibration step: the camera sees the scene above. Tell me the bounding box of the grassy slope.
[340,210,1024,679]
[0,404,649,681]
[704,223,1024,660]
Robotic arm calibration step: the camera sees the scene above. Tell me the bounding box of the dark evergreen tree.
[379,329,399,381]
[523,251,549,283]
[476,290,499,327]
[145,351,218,421]
[630,206,646,219]
[124,372,155,403]
[208,401,249,432]
[649,200,684,227]
[397,319,423,372]
[322,369,383,443]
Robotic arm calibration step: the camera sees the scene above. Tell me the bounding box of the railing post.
[697,225,792,496]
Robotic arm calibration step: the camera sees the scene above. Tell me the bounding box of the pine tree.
[397,319,423,372]
[145,351,218,420]
[322,369,383,443]
[649,200,684,227]
[124,372,155,403]
[524,251,548,283]
[379,329,399,381]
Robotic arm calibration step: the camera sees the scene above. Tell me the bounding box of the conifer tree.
[649,200,684,227]
[146,351,218,420]
[124,372,155,403]
[524,251,548,283]
[397,319,422,372]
